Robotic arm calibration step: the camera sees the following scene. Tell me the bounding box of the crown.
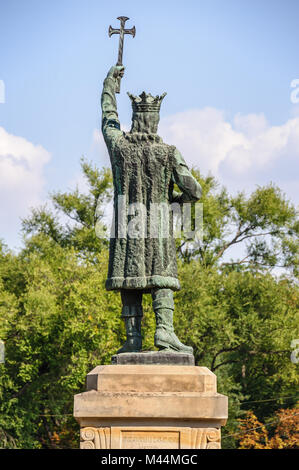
[127,91,167,113]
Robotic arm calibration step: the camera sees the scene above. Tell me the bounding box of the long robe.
[101,75,202,292]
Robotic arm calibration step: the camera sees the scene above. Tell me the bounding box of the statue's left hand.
[107,65,125,80]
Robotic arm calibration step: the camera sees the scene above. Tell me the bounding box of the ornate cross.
[108,16,136,93]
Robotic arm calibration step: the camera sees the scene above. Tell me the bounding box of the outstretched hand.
[107,65,125,79]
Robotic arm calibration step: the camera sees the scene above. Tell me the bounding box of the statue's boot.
[117,291,143,354]
[154,308,193,355]
[117,316,142,354]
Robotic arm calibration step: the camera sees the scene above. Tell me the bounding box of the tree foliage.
[22,158,112,260]
[0,237,122,448]
[178,170,298,276]
[237,405,299,449]
[0,160,298,448]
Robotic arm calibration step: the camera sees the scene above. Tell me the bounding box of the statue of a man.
[101,65,202,355]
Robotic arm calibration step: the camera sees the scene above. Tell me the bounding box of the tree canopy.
[0,159,298,448]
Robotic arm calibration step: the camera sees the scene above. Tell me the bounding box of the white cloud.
[159,109,299,203]
[0,127,51,247]
[290,104,299,118]
[160,108,246,174]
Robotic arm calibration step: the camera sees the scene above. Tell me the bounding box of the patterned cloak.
[101,76,202,291]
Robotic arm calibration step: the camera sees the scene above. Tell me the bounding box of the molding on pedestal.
[80,426,221,449]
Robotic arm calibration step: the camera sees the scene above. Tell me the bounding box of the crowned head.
[127,91,166,134]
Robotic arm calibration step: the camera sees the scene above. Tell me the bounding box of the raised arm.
[101,66,124,152]
[171,148,202,203]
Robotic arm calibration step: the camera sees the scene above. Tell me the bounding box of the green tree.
[0,237,123,448]
[0,160,298,448]
[22,158,113,260]
[174,261,299,447]
[0,161,117,447]
[177,171,298,276]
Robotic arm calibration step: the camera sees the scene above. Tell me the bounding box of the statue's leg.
[117,289,143,354]
[152,288,193,354]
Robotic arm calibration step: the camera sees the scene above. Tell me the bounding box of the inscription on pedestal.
[80,426,221,449]
[121,431,180,449]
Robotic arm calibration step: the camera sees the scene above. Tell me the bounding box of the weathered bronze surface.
[102,22,202,355]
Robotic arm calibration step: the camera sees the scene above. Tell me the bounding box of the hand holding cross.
[108,16,136,93]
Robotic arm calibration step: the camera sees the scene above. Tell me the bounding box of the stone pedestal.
[74,357,228,449]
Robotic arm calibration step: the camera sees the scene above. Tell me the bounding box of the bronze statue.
[101,19,202,355]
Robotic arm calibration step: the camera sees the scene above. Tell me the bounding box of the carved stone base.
[80,426,221,449]
[74,365,228,449]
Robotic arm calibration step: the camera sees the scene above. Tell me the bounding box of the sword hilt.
[115,58,123,93]
[115,75,121,94]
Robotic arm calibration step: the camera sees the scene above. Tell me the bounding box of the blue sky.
[0,0,299,249]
